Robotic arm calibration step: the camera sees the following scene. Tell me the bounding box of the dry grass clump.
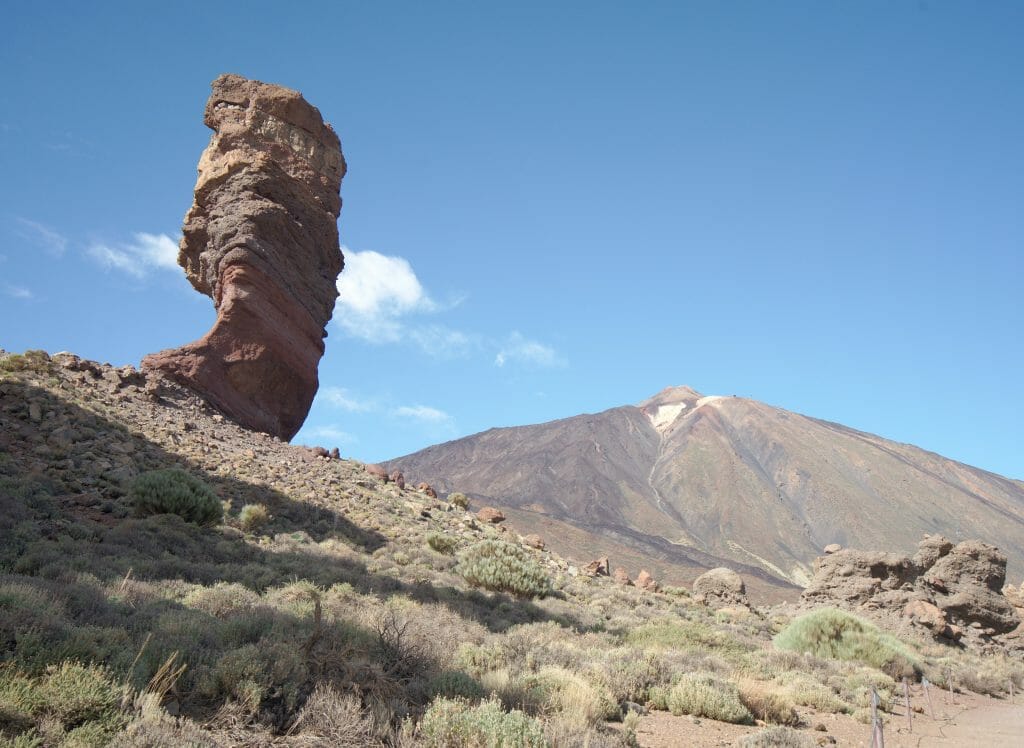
[626,618,756,661]
[665,672,753,724]
[924,652,1024,697]
[286,683,379,746]
[775,672,849,714]
[773,609,920,679]
[737,680,800,726]
[447,492,469,510]
[238,503,270,532]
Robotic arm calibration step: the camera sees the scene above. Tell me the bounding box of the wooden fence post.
[903,677,912,733]
[923,677,935,719]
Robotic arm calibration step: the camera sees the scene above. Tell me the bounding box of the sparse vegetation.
[457,540,551,598]
[0,359,1019,746]
[130,468,222,526]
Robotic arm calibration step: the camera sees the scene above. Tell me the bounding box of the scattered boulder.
[583,557,610,577]
[928,540,1018,634]
[823,543,842,554]
[365,464,388,481]
[903,599,950,637]
[912,533,954,569]
[309,446,329,459]
[143,74,346,440]
[613,567,633,586]
[636,569,659,592]
[329,447,340,460]
[693,567,749,608]
[389,470,405,489]
[521,533,545,550]
[476,507,505,524]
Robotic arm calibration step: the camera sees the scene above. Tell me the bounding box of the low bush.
[735,726,816,747]
[428,671,486,701]
[130,469,222,526]
[666,672,753,724]
[238,504,270,532]
[448,492,469,510]
[773,609,920,678]
[456,541,551,599]
[737,680,800,726]
[426,532,458,555]
[418,696,547,747]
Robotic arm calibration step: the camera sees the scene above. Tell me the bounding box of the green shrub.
[130,469,222,526]
[238,503,270,532]
[427,532,459,555]
[773,609,920,678]
[448,492,469,510]
[428,671,486,700]
[419,696,548,747]
[456,541,551,599]
[666,672,753,724]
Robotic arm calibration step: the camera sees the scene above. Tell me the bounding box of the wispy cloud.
[297,424,358,445]
[495,331,565,368]
[393,404,455,426]
[15,218,67,256]
[408,325,477,358]
[322,387,374,412]
[3,284,33,300]
[335,249,436,342]
[87,232,179,277]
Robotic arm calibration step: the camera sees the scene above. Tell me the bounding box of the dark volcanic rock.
[143,74,345,440]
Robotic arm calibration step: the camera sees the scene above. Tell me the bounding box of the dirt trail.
[632,688,1024,747]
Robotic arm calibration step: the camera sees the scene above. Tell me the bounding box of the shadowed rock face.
[143,74,345,440]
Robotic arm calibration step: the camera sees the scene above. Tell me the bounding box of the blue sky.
[2,1,1021,477]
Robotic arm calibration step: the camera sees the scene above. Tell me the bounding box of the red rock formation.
[143,74,345,440]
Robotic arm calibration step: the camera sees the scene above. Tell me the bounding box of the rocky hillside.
[386,385,1024,597]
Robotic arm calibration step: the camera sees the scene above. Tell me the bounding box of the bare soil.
[631,687,1024,747]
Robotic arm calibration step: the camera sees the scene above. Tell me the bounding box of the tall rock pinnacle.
[143,74,345,440]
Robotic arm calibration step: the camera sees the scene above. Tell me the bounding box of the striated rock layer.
[143,74,345,440]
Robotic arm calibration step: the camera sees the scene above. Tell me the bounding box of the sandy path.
[631,688,1024,747]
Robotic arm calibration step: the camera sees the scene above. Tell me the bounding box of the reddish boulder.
[613,567,633,586]
[389,470,406,489]
[521,534,545,550]
[477,507,506,524]
[417,482,438,498]
[365,463,388,481]
[142,74,346,440]
[636,570,659,592]
[583,557,610,577]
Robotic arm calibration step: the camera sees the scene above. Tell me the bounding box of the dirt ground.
[630,685,1024,747]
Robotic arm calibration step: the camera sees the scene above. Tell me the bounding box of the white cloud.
[87,232,179,277]
[335,249,435,342]
[3,284,33,300]
[495,332,565,368]
[296,424,358,445]
[15,218,67,256]
[408,325,477,358]
[393,405,453,424]
[322,387,374,412]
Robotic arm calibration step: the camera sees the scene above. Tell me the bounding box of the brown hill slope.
[386,386,1024,596]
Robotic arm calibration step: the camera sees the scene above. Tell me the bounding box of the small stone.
[583,557,610,576]
[329,447,340,459]
[28,402,42,422]
[521,533,545,550]
[823,543,842,554]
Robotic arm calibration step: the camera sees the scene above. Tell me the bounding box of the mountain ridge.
[386,387,1024,600]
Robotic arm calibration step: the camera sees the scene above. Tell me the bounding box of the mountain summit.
[386,388,1024,601]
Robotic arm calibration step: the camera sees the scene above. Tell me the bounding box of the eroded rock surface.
[799,535,1021,649]
[143,74,345,440]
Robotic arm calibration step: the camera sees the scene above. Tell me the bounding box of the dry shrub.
[737,680,800,726]
[734,726,816,748]
[238,504,270,533]
[288,683,378,746]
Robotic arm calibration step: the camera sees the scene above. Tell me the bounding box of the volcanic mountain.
[386,386,1024,602]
